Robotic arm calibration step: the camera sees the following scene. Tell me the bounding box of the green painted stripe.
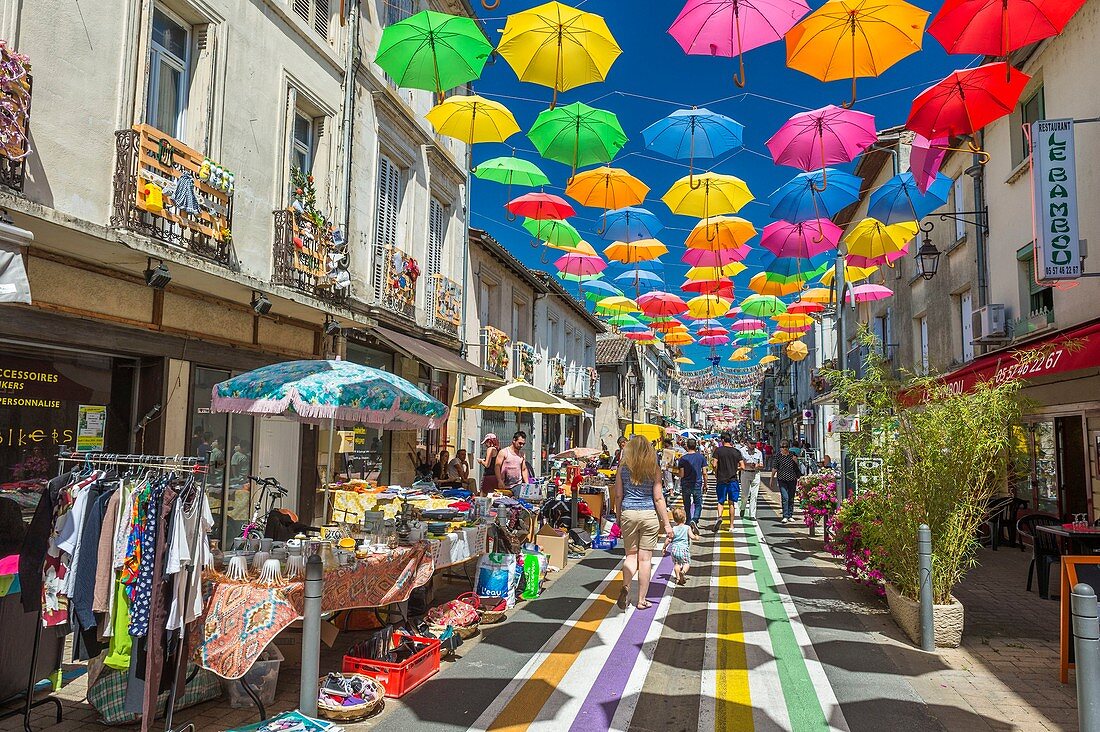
[744,522,831,731]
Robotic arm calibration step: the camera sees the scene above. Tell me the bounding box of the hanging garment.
[71,484,116,660]
[140,483,180,729]
[18,472,70,614]
[128,480,167,637]
[165,485,214,634]
[92,489,122,615]
[171,172,201,216]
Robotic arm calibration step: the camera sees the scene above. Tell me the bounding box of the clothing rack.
[53,449,208,732]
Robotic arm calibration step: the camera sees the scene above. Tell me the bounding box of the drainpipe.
[971,129,990,308]
[457,83,474,454]
[339,1,359,251]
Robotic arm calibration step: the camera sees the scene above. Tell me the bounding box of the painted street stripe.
[697,506,721,732]
[608,567,675,732]
[568,553,674,732]
[716,526,755,731]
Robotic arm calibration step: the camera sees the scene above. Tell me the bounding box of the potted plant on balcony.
[0,41,32,167]
[822,329,1023,648]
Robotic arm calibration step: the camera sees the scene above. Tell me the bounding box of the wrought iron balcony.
[0,54,30,192]
[272,208,347,302]
[480,326,510,379]
[110,125,233,265]
[377,245,418,320]
[427,274,462,337]
[513,341,536,382]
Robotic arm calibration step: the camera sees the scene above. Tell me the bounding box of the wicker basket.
[316,674,385,722]
[479,609,506,625]
[430,622,479,639]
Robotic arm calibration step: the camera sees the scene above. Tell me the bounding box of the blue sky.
[467,0,974,364]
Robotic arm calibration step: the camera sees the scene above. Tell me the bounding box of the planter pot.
[884,582,964,649]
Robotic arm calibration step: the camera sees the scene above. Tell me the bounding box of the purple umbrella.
[730,318,767,331]
[669,0,810,87]
[766,105,877,190]
[760,219,842,259]
[909,133,949,194]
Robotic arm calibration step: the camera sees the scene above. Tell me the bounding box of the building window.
[1012,85,1045,167]
[1018,244,1054,316]
[953,175,967,242]
[147,6,191,139]
[372,155,403,294]
[425,198,445,319]
[959,290,974,362]
[916,316,929,374]
[293,0,332,40]
[290,110,317,175]
[383,0,414,25]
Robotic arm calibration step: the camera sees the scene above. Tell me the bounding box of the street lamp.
[625,363,638,432]
[915,224,942,281]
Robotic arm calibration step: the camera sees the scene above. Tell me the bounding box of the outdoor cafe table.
[1036,524,1100,555]
[197,542,434,680]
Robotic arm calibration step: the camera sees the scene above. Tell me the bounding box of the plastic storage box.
[342,632,440,698]
[225,645,283,709]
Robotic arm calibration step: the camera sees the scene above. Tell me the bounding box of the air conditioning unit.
[972,304,1007,343]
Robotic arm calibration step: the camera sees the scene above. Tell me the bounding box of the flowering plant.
[825,491,887,596]
[0,41,31,161]
[797,471,839,527]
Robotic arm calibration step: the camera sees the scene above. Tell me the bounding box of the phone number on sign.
[993,348,1067,383]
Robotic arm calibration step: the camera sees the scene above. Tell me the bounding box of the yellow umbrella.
[730,347,752,361]
[424,95,520,143]
[674,356,694,364]
[565,167,648,211]
[662,172,754,218]
[786,0,929,107]
[594,295,640,314]
[664,332,695,346]
[769,331,802,344]
[748,272,802,296]
[773,313,815,328]
[604,239,668,263]
[686,263,745,279]
[801,287,835,303]
[759,355,779,365]
[496,2,622,107]
[786,341,809,361]
[686,294,732,318]
[456,379,584,414]
[685,216,757,250]
[820,264,878,286]
[845,219,919,266]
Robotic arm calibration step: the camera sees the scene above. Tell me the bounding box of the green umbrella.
[527,103,628,176]
[557,271,604,283]
[473,156,550,187]
[523,218,582,249]
[607,313,642,327]
[740,294,788,317]
[582,282,624,302]
[375,10,492,96]
[736,330,770,341]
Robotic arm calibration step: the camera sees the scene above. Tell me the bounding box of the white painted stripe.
[697,505,720,732]
[755,527,852,732]
[468,566,622,732]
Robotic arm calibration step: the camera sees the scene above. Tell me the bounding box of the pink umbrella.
[730,318,767,331]
[766,105,877,190]
[909,133,949,194]
[698,326,730,337]
[846,243,911,268]
[638,291,688,317]
[681,247,750,267]
[669,0,811,87]
[699,334,731,347]
[760,219,842,258]
[554,253,606,278]
[851,284,894,302]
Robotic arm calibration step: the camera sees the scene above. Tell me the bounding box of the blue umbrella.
[610,259,664,273]
[579,280,624,300]
[691,318,725,330]
[868,172,953,225]
[602,207,664,242]
[769,169,861,223]
[614,269,664,287]
[642,108,744,161]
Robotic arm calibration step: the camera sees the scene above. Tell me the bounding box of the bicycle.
[240,475,288,540]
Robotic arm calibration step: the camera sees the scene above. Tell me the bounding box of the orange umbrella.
[604,239,668,263]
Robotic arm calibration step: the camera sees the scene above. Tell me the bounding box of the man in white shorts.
[739,442,764,520]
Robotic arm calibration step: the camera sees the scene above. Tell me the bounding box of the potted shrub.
[823,330,1023,648]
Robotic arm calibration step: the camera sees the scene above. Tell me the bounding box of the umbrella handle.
[539,247,551,265]
[841,75,858,109]
[482,0,500,7]
[733,46,746,88]
[931,142,991,165]
[810,166,828,194]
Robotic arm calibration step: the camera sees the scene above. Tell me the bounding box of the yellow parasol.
[786,341,810,361]
[662,172,754,219]
[604,239,668,263]
[685,263,745,279]
[424,95,520,144]
[457,379,583,414]
[594,296,640,314]
[844,219,919,266]
[800,287,836,303]
[820,264,878,286]
[686,294,733,318]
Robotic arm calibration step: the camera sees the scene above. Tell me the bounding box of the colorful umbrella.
[602,207,664,242]
[786,341,809,361]
[375,10,492,97]
[736,329,771,341]
[669,0,811,87]
[682,247,749,268]
[687,294,733,318]
[607,313,643,327]
[729,347,753,361]
[690,318,725,329]
[615,269,664,291]
[675,356,695,364]
[638,291,689,316]
[424,95,520,144]
[555,253,607,277]
[665,333,696,346]
[909,134,949,194]
[749,272,803,296]
[698,326,730,337]
[642,107,744,181]
[730,318,767,331]
[766,105,878,187]
[595,296,640,314]
[760,219,842,258]
[868,172,953,225]
[778,323,814,333]
[844,219,919,265]
[759,354,779,365]
[769,331,803,343]
[786,0,930,107]
[686,263,745,279]
[685,216,758,251]
[652,317,687,332]
[663,172,754,218]
[496,1,622,107]
[473,156,550,188]
[769,169,861,223]
[906,62,1030,140]
[556,270,605,283]
[524,218,582,249]
[211,360,447,428]
[604,239,668,263]
[928,0,1086,56]
[457,379,583,414]
[565,167,649,212]
[581,281,625,301]
[851,283,895,302]
[773,313,815,327]
[699,334,731,347]
[626,330,658,342]
[800,287,835,303]
[787,301,825,315]
[740,294,787,316]
[681,278,736,296]
[506,192,576,220]
[527,103,629,175]
[820,264,878,285]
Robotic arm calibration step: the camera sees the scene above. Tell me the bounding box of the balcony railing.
[480,326,510,378]
[1009,307,1055,341]
[378,246,418,319]
[513,341,536,382]
[428,274,461,336]
[549,357,566,395]
[0,47,31,192]
[272,208,347,303]
[111,125,233,265]
[565,366,598,401]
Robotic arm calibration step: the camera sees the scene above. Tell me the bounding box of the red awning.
[942,317,1100,394]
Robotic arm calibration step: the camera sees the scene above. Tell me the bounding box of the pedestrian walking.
[612,436,673,611]
[773,440,803,524]
[664,507,699,586]
[661,437,679,497]
[676,438,707,530]
[739,442,764,521]
[495,431,531,492]
[711,432,744,533]
[477,434,500,496]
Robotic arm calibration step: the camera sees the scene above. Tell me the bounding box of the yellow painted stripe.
[487,578,623,732]
[716,529,754,730]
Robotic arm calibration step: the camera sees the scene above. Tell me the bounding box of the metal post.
[833,252,847,500]
[299,554,323,717]
[1072,583,1100,731]
[918,524,934,652]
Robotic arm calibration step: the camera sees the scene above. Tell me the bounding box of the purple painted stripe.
[567,554,674,732]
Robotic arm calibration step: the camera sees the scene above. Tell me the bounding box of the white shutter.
[373,157,396,299]
[312,0,330,39]
[293,0,310,22]
[953,176,966,241]
[426,198,445,324]
[960,291,974,361]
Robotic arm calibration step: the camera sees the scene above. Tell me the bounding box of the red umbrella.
[637,291,689,317]
[651,318,686,332]
[929,0,1086,56]
[506,192,576,220]
[906,62,1030,140]
[787,300,825,315]
[681,278,736,296]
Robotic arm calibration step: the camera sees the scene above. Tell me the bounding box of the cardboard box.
[536,524,568,570]
[274,619,340,669]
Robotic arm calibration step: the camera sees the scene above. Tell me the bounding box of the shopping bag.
[474,552,517,603]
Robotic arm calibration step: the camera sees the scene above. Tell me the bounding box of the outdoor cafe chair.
[1017,513,1062,600]
[979,496,1016,551]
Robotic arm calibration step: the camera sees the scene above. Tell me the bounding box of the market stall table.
[1036,524,1100,556]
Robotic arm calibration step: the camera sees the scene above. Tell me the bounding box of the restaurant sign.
[1033,118,1081,280]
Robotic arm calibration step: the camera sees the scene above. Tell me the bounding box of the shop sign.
[76,404,107,452]
[828,415,861,433]
[1033,118,1081,280]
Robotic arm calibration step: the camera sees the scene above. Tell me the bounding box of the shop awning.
[942,317,1100,394]
[370,324,502,382]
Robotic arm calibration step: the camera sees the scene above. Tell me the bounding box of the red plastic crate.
[342,632,440,698]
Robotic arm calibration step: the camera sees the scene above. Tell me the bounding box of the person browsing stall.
[495,431,531,492]
[711,432,745,533]
[446,449,470,484]
[478,434,500,495]
[739,442,764,521]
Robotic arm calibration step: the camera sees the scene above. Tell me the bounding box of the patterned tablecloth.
[198,543,434,679]
[329,490,456,523]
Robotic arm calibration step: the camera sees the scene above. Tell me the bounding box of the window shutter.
[426,199,445,323]
[312,0,330,39]
[373,157,395,299]
[293,0,310,22]
[953,176,966,241]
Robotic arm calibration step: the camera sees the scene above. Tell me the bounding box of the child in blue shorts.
[665,507,700,585]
